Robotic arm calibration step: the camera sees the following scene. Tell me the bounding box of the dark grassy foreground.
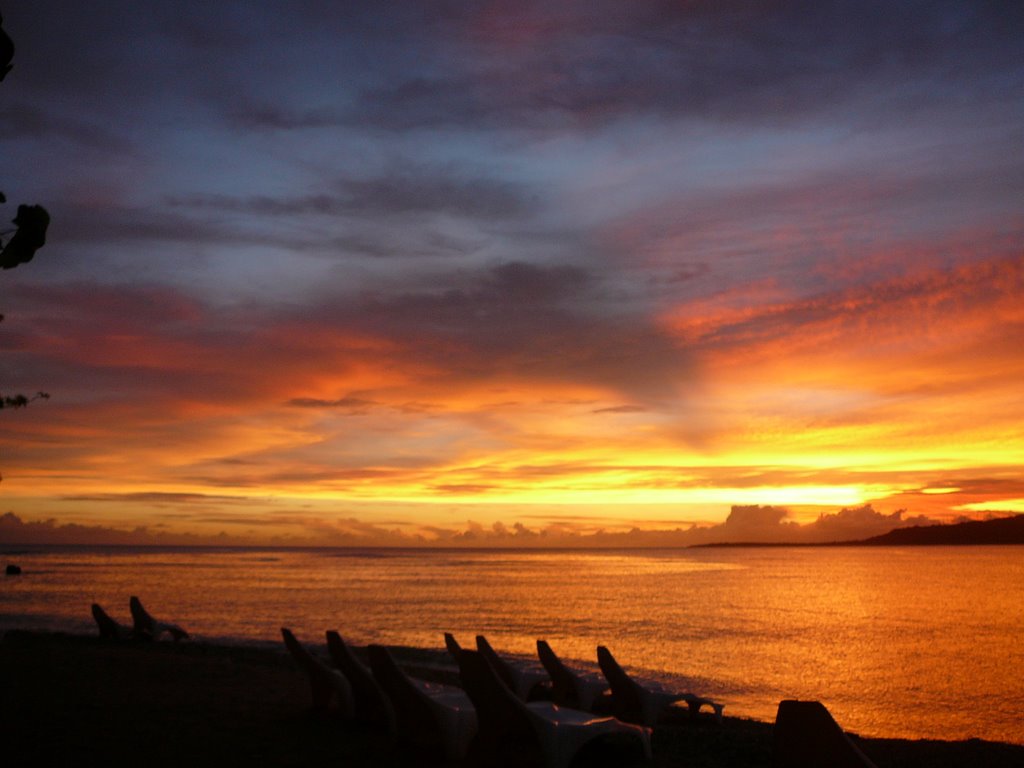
[1,631,1021,767]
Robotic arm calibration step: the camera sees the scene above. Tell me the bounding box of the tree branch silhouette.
[0,9,12,82]
[1,9,51,410]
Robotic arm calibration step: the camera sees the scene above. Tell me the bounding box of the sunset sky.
[2,1,1023,546]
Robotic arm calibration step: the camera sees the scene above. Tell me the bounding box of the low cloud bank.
[2,504,1010,549]
[0,511,238,547]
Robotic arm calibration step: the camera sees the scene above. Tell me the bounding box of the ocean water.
[1,544,1021,744]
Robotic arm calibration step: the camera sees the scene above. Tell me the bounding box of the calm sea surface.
[1,545,1021,744]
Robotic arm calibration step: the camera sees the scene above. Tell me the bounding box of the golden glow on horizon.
[959,499,1024,514]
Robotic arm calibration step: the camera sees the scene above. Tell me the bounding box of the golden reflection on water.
[3,545,1022,743]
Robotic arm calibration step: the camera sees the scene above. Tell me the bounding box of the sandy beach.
[1,630,1021,767]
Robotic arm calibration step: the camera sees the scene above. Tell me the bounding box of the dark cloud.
[223,101,347,131]
[349,0,1024,133]
[429,484,497,495]
[324,229,484,260]
[287,396,378,412]
[0,511,237,546]
[53,204,262,249]
[168,193,345,217]
[60,492,240,504]
[8,1,1022,146]
[168,167,537,221]
[344,261,589,337]
[592,405,648,414]
[16,261,691,417]
[660,264,711,285]
[337,260,691,404]
[340,173,537,220]
[0,102,130,151]
[939,477,1024,496]
[23,281,203,322]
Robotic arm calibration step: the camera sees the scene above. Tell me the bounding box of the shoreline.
[2,629,1022,767]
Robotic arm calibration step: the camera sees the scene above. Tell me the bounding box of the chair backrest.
[444,632,463,660]
[458,649,542,762]
[537,639,575,704]
[326,631,394,730]
[596,646,644,721]
[367,644,443,752]
[91,603,124,640]
[773,700,879,768]
[129,596,155,639]
[281,627,352,714]
[281,627,311,667]
[282,627,336,680]
[475,634,519,692]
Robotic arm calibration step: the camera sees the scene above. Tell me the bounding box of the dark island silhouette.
[857,513,1024,546]
[697,513,1024,548]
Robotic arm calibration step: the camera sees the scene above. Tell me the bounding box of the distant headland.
[697,513,1024,548]
[857,513,1024,545]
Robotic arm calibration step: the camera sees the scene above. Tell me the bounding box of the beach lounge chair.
[280,627,354,717]
[476,634,548,700]
[325,630,395,733]
[596,645,723,726]
[91,603,130,640]
[459,649,652,768]
[536,640,607,711]
[129,596,190,642]
[773,699,879,767]
[367,644,477,761]
[444,632,463,661]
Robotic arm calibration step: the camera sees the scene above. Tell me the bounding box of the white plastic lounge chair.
[129,596,189,642]
[536,640,608,711]
[459,649,651,768]
[91,603,130,640]
[773,699,879,767]
[280,627,354,717]
[476,634,548,700]
[597,645,723,726]
[367,644,477,761]
[325,630,395,733]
